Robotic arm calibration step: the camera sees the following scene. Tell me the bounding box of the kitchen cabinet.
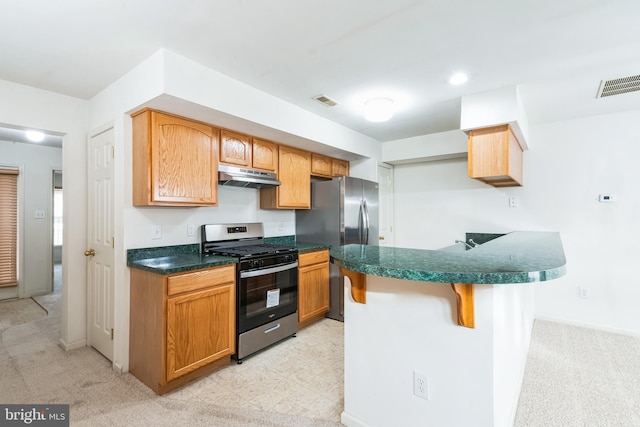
[252,138,278,172]
[298,249,330,327]
[467,124,523,187]
[220,130,252,167]
[331,158,350,177]
[220,132,279,173]
[260,145,311,209]
[311,154,332,178]
[132,109,219,206]
[129,265,235,394]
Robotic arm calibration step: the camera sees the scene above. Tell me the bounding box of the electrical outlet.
[151,225,162,240]
[414,372,429,400]
[187,224,196,236]
[509,197,519,208]
[579,287,589,299]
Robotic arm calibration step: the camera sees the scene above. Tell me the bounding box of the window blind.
[0,168,18,287]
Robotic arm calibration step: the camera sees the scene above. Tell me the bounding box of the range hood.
[218,164,281,189]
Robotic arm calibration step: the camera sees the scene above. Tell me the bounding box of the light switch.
[34,210,46,219]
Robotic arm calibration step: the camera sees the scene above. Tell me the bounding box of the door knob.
[84,249,96,257]
[379,236,385,240]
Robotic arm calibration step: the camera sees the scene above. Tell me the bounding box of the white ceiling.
[1,0,639,143]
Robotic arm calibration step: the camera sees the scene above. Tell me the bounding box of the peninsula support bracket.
[339,268,366,304]
[450,283,475,328]
[337,268,475,329]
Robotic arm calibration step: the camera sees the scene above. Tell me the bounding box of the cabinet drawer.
[167,265,236,296]
[299,250,329,267]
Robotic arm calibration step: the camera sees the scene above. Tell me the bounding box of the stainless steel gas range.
[201,223,298,363]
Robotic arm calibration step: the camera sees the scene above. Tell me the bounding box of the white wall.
[89,49,383,372]
[0,79,88,350]
[0,140,62,297]
[388,109,640,335]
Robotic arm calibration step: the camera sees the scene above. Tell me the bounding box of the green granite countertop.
[294,242,332,253]
[329,231,566,284]
[127,239,331,275]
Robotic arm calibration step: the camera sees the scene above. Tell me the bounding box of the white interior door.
[86,125,114,361]
[378,163,394,246]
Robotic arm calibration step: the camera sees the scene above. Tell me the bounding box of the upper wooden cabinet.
[311,154,332,178]
[252,139,278,172]
[331,158,350,177]
[220,133,278,173]
[260,145,311,209]
[468,124,523,187]
[220,130,252,168]
[132,109,219,206]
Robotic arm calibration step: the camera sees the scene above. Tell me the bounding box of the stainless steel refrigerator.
[296,176,379,321]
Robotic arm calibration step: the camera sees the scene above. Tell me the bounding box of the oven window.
[239,267,297,332]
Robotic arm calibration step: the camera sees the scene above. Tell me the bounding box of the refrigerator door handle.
[363,200,370,244]
[358,201,364,243]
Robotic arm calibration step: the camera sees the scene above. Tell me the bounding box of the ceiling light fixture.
[25,130,45,142]
[449,72,468,85]
[363,97,394,122]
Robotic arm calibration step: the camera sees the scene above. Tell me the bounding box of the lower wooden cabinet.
[130,265,236,394]
[298,249,330,327]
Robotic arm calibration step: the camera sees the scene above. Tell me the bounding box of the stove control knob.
[259,259,265,267]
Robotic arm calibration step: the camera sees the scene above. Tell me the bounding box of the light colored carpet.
[1,293,342,427]
[514,319,640,427]
[4,287,640,426]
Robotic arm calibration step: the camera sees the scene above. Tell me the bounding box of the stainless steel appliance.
[201,223,298,363]
[218,164,281,189]
[296,176,379,321]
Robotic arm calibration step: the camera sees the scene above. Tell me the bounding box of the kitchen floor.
[4,263,345,423]
[166,318,345,422]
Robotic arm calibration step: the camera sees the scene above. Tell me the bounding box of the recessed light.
[25,130,45,142]
[363,97,394,122]
[449,72,468,85]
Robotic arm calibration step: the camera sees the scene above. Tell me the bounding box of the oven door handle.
[240,261,299,279]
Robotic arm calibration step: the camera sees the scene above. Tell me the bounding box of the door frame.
[377,162,395,247]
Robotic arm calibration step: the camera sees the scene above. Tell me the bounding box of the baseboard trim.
[535,315,640,337]
[341,411,370,427]
[113,361,124,374]
[58,337,87,351]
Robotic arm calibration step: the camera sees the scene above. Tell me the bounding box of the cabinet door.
[252,139,278,172]
[331,159,349,177]
[277,146,311,209]
[311,154,332,178]
[299,262,330,324]
[220,130,252,167]
[166,283,235,381]
[150,112,218,205]
[467,124,523,187]
[298,250,330,325]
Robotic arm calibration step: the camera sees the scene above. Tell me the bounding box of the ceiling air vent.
[596,74,640,98]
[313,94,339,107]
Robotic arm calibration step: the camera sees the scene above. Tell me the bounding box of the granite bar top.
[127,239,331,275]
[329,231,566,284]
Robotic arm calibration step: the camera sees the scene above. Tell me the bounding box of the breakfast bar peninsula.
[330,231,566,427]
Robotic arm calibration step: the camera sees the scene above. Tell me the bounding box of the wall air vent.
[313,94,339,107]
[596,74,640,98]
